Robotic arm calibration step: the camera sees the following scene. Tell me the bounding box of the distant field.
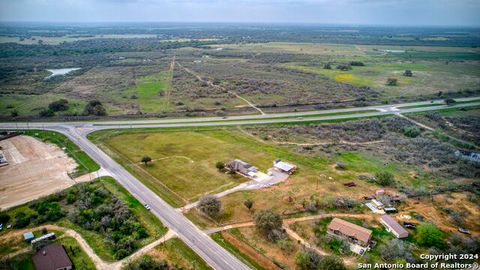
[1,38,480,119]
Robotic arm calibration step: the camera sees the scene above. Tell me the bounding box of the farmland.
[1,24,480,120]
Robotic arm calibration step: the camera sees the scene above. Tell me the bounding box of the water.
[45,68,81,79]
[381,49,405,53]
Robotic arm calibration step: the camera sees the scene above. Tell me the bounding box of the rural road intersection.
[0,96,479,270]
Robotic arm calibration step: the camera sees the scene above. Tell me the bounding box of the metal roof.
[274,161,295,172]
[380,215,408,238]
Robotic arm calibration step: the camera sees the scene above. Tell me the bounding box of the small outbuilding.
[273,159,296,174]
[375,189,385,196]
[32,244,73,270]
[23,232,34,242]
[380,215,408,239]
[371,199,384,209]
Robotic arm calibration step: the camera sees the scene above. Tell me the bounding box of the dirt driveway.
[0,135,77,210]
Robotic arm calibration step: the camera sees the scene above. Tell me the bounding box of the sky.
[0,0,479,26]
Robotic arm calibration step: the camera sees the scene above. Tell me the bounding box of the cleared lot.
[0,135,77,209]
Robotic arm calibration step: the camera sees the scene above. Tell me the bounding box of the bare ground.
[0,136,77,210]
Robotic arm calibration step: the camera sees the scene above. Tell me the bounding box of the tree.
[0,213,10,223]
[296,249,321,270]
[416,223,445,248]
[350,61,365,66]
[48,99,69,112]
[403,70,413,77]
[39,108,55,117]
[198,195,221,217]
[402,126,421,138]
[375,171,395,186]
[243,199,253,210]
[317,255,347,270]
[41,227,48,235]
[83,100,107,116]
[386,78,398,86]
[10,110,18,118]
[253,209,283,241]
[444,98,456,105]
[323,63,332,70]
[215,161,225,171]
[141,156,152,166]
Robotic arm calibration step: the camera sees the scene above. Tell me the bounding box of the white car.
[144,204,151,211]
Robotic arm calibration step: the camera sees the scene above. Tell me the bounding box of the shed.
[375,189,385,195]
[380,215,408,238]
[23,232,34,242]
[371,199,384,209]
[273,160,296,173]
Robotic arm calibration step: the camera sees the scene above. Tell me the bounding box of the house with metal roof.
[225,159,257,175]
[327,218,372,247]
[380,215,408,238]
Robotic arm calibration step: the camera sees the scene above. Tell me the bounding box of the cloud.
[0,0,479,26]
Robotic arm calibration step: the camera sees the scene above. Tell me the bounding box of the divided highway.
[0,97,479,270]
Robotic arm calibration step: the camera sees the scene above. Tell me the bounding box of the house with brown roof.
[327,218,372,247]
[380,215,408,239]
[32,244,73,270]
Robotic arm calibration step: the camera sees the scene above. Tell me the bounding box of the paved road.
[0,96,479,270]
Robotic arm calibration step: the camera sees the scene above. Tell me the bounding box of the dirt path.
[177,62,266,115]
[0,225,176,270]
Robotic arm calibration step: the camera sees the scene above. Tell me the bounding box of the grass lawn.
[135,70,173,113]
[23,129,100,177]
[147,238,211,270]
[92,129,275,204]
[57,237,96,270]
[211,232,266,270]
[91,126,408,227]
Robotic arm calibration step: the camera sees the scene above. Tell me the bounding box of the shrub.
[215,161,225,171]
[83,100,107,116]
[0,213,10,224]
[375,172,395,186]
[402,126,421,138]
[317,255,347,270]
[125,255,169,270]
[253,209,283,241]
[13,212,30,228]
[350,61,365,66]
[39,108,55,117]
[243,199,253,210]
[198,195,221,217]
[48,99,69,112]
[141,156,152,166]
[403,70,413,77]
[335,162,346,170]
[379,239,409,261]
[386,78,398,86]
[416,223,445,248]
[296,249,322,270]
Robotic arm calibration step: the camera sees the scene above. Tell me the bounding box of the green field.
[146,238,212,270]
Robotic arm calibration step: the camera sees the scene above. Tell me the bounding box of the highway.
[0,97,479,270]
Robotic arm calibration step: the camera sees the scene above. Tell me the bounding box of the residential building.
[32,244,73,270]
[380,215,408,238]
[327,218,372,247]
[225,159,257,175]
